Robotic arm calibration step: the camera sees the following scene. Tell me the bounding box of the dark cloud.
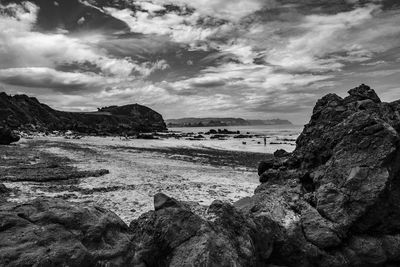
[0,68,102,93]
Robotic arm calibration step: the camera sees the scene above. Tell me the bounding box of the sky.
[0,0,399,123]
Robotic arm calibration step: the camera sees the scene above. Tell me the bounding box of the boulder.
[273,149,291,158]
[0,198,134,267]
[130,194,274,267]
[0,127,20,145]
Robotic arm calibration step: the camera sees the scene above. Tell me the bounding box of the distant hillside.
[0,92,166,135]
[166,117,292,127]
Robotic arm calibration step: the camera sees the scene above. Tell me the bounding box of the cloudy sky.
[0,0,399,123]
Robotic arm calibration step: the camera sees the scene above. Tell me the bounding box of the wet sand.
[1,137,271,223]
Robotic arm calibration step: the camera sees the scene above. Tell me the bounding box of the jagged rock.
[0,198,133,267]
[153,192,181,210]
[130,194,274,267]
[258,159,275,175]
[0,126,20,145]
[274,149,291,158]
[252,84,400,266]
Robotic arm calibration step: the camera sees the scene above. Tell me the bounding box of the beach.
[1,125,302,223]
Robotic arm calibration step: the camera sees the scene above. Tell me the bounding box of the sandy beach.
[1,136,275,223]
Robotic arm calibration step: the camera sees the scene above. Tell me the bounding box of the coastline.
[1,136,271,223]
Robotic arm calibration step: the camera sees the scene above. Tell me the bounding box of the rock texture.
[0,198,134,267]
[0,92,166,135]
[130,193,274,267]
[0,126,20,145]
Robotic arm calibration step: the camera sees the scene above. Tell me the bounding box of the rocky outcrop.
[247,84,400,266]
[0,126,20,145]
[0,92,167,135]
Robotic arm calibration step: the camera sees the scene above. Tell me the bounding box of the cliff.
[0,92,167,135]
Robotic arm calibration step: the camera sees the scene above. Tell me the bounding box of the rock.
[258,158,275,175]
[247,85,400,266]
[154,192,181,210]
[0,127,20,145]
[274,149,291,158]
[0,184,9,194]
[259,169,281,183]
[347,84,381,103]
[0,198,133,266]
[130,194,274,267]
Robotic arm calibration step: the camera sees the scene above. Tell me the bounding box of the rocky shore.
[1,84,400,266]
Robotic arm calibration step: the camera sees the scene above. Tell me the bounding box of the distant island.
[166,117,293,127]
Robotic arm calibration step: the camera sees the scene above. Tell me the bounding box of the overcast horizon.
[0,0,399,123]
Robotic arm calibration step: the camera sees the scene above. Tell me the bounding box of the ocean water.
[168,124,304,153]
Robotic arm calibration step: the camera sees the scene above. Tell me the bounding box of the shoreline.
[1,137,266,222]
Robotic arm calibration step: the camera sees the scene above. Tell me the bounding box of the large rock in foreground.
[247,84,400,266]
[0,126,20,145]
[0,198,133,266]
[130,193,274,267]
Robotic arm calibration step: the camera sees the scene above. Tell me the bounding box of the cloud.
[0,2,170,79]
[104,7,232,48]
[0,67,104,92]
[0,0,400,123]
[265,4,379,71]
[149,0,265,21]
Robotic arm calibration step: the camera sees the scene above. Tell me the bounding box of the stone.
[258,158,275,176]
[0,127,20,145]
[274,149,291,158]
[154,192,181,210]
[0,198,133,266]
[130,194,274,267]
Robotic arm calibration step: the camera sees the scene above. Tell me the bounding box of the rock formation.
[0,198,134,266]
[246,84,400,266]
[0,92,167,135]
[0,126,20,145]
[1,84,400,266]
